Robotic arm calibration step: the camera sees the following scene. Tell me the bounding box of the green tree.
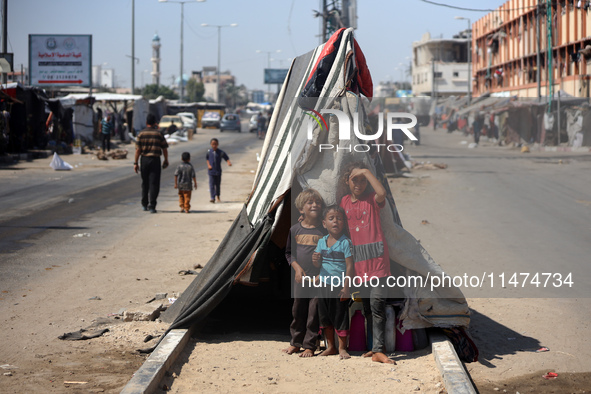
[141,84,179,100]
[222,83,248,109]
[186,79,205,103]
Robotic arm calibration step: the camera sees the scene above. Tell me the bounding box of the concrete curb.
[430,331,477,394]
[120,328,192,394]
[534,146,591,153]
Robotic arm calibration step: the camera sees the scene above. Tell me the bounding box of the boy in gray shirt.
[174,152,197,213]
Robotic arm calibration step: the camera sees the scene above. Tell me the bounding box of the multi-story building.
[473,0,591,98]
[7,69,27,85]
[412,32,470,97]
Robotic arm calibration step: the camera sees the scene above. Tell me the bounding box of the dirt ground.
[1,127,589,393]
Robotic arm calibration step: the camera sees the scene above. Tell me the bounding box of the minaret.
[151,33,161,86]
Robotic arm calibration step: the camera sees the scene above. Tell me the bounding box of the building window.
[453,71,459,77]
[434,72,443,78]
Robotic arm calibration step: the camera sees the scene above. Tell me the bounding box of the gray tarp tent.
[160,28,470,342]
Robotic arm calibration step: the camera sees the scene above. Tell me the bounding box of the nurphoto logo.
[304,109,418,153]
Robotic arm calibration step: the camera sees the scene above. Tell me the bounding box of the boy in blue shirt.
[206,138,232,203]
[313,205,355,360]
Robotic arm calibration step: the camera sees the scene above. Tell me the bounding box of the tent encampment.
[158,28,470,347]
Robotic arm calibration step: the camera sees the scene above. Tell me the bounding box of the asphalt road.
[402,131,591,299]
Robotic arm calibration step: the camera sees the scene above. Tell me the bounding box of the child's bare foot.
[282,345,300,355]
[299,349,315,358]
[371,352,396,364]
[362,351,374,358]
[339,349,351,359]
[319,347,338,356]
[216,196,221,202]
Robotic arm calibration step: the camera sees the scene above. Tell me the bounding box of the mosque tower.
[151,33,161,86]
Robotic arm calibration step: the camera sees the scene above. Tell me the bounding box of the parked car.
[177,112,197,131]
[201,111,221,128]
[220,113,241,132]
[249,114,258,132]
[158,115,184,135]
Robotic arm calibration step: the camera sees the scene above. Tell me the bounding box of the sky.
[6,0,505,92]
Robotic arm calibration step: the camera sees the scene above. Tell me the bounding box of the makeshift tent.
[60,93,148,139]
[159,28,470,345]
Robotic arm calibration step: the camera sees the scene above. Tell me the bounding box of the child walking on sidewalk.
[206,138,232,203]
[174,152,197,213]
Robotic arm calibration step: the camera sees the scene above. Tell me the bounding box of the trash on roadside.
[49,152,73,170]
[88,296,101,301]
[58,328,109,341]
[68,198,75,203]
[73,233,91,238]
[542,372,558,380]
[107,149,128,160]
[421,220,430,225]
[178,270,199,275]
[168,298,177,304]
[96,151,108,160]
[194,264,203,269]
[144,334,156,343]
[520,346,550,353]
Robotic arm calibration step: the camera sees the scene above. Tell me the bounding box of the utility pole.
[2,0,7,84]
[322,0,327,42]
[546,0,558,144]
[547,0,553,109]
[131,0,135,94]
[431,58,435,99]
[536,0,541,101]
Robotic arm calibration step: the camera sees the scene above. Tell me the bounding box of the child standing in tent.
[206,138,232,203]
[340,161,396,365]
[313,205,355,360]
[283,188,326,357]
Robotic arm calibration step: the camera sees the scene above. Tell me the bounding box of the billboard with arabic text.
[29,35,92,87]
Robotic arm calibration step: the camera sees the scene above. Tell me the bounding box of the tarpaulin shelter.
[60,93,148,141]
[1,83,49,153]
[159,28,470,345]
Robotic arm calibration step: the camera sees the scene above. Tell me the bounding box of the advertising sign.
[29,34,92,87]
[264,68,288,84]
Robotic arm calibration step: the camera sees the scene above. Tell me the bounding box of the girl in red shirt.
[340,161,395,364]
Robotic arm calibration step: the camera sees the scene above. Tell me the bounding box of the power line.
[418,0,539,13]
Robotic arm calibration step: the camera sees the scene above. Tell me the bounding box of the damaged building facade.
[412,32,471,97]
[473,0,591,98]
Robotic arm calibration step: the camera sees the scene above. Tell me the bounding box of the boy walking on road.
[174,152,197,213]
[206,138,231,203]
